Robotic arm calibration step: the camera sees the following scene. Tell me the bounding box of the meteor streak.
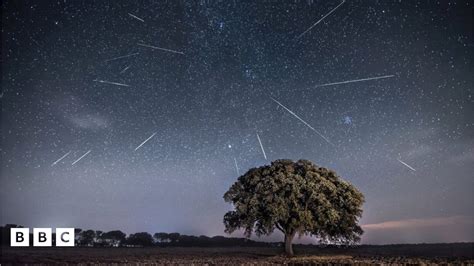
[256,133,267,160]
[270,97,334,146]
[137,43,184,55]
[397,158,416,172]
[94,79,130,87]
[51,151,71,166]
[314,75,395,88]
[120,65,131,74]
[134,132,157,151]
[234,157,240,176]
[71,150,91,165]
[295,0,345,40]
[104,52,139,62]
[128,13,145,22]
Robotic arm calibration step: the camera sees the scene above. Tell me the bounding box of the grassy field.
[1,243,473,265]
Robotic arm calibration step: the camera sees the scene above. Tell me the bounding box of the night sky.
[1,0,473,244]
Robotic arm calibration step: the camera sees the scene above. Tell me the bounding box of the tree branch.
[274,223,285,234]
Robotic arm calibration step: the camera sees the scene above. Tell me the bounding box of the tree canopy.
[223,159,364,255]
[125,232,154,246]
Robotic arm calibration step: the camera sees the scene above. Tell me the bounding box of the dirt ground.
[1,244,473,265]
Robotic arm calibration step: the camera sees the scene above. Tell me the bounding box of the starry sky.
[1,0,473,244]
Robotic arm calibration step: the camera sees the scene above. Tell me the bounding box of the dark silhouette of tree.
[93,230,103,246]
[0,226,5,246]
[168,232,181,243]
[74,228,83,245]
[95,230,103,240]
[79,230,96,246]
[101,230,126,246]
[126,232,154,246]
[1,224,23,246]
[154,232,170,243]
[223,159,364,256]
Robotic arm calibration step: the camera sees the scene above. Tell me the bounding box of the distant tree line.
[0,224,279,248]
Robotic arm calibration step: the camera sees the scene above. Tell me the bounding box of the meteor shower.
[1,0,473,264]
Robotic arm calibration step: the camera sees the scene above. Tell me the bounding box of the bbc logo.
[11,228,75,247]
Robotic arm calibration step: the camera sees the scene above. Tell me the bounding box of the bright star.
[343,116,352,125]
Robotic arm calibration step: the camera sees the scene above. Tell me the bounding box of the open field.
[1,243,473,265]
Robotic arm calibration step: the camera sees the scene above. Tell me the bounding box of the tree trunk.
[284,232,295,256]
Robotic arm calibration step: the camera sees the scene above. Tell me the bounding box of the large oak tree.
[223,159,364,256]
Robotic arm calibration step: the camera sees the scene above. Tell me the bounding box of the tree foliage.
[79,230,96,246]
[223,159,364,255]
[126,232,154,246]
[101,230,126,246]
